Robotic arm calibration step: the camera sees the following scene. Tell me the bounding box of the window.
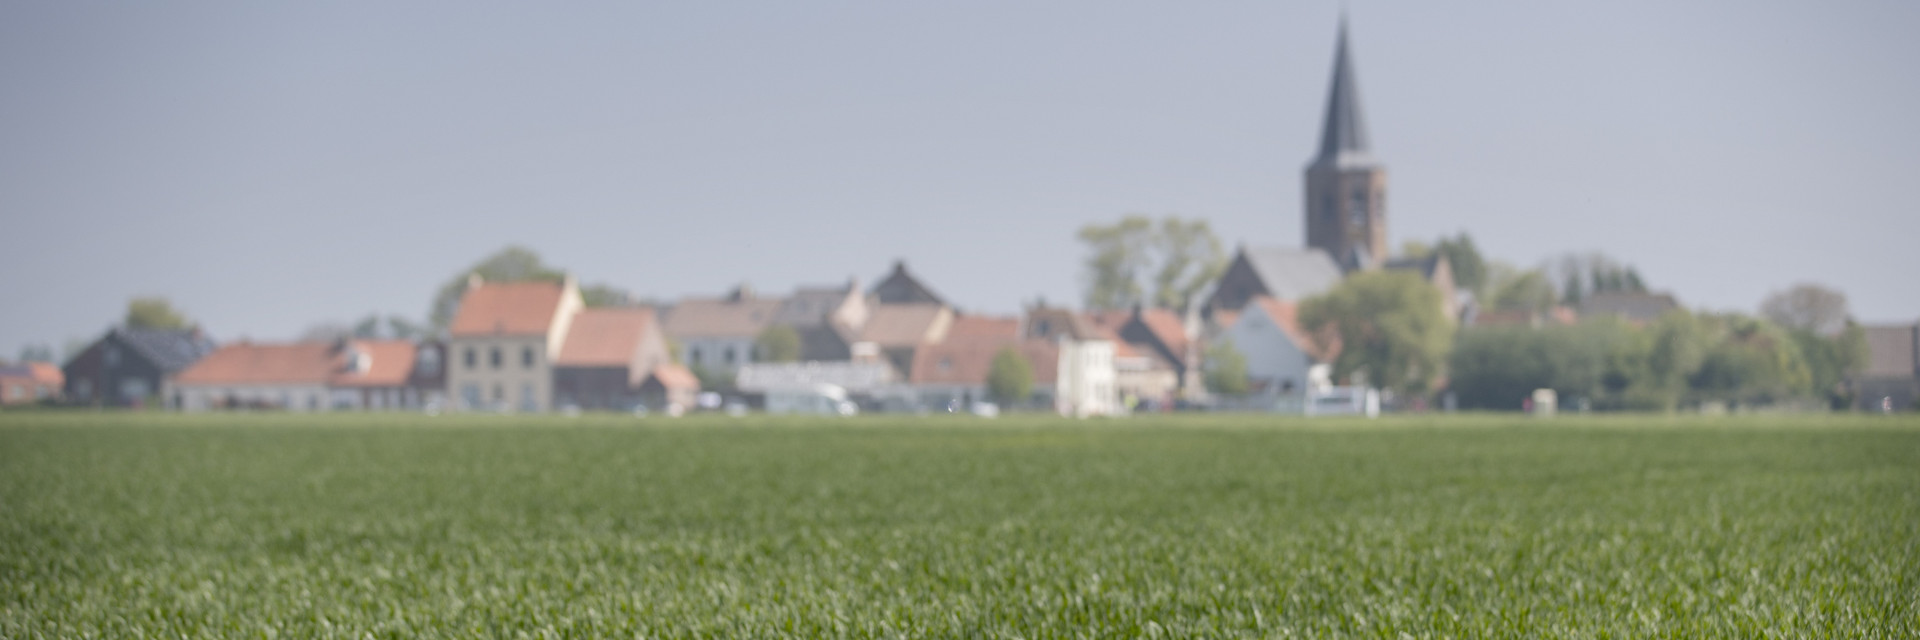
[521,383,538,412]
[724,346,736,364]
[689,347,702,364]
[464,347,477,370]
[419,347,442,376]
[490,347,503,369]
[523,347,536,369]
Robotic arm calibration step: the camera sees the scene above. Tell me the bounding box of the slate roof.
[870,260,946,306]
[1312,19,1376,169]
[115,327,219,373]
[773,284,855,328]
[1384,254,1442,279]
[556,308,655,367]
[1862,324,1919,378]
[450,280,569,337]
[1241,247,1345,302]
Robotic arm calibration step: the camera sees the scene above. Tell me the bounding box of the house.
[856,303,953,376]
[1383,253,1459,321]
[1855,322,1919,412]
[552,307,673,411]
[1022,306,1119,416]
[446,275,583,412]
[0,362,63,406]
[870,260,947,306]
[168,339,438,411]
[63,327,217,407]
[1578,292,1680,325]
[1205,246,1345,315]
[1084,311,1180,408]
[909,337,1060,411]
[1221,296,1342,396]
[662,285,782,376]
[771,279,870,362]
[637,364,701,412]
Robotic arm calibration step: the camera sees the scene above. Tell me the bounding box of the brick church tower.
[1303,20,1386,272]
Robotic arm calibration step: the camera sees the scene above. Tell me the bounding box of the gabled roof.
[870,260,946,306]
[909,338,1058,387]
[1133,308,1191,361]
[174,342,335,386]
[1024,306,1102,341]
[173,340,420,387]
[773,283,857,328]
[556,308,656,367]
[1241,247,1345,302]
[662,297,783,339]
[645,364,701,391]
[111,327,218,373]
[1312,18,1375,169]
[1384,253,1441,279]
[1245,296,1340,362]
[330,340,418,387]
[859,303,950,347]
[450,280,569,337]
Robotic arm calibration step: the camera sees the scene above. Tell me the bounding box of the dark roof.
[114,327,218,373]
[773,283,855,328]
[1384,254,1441,279]
[870,260,946,306]
[1312,19,1375,169]
[1861,324,1918,378]
[1240,247,1345,302]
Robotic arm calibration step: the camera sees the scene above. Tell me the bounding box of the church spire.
[1313,17,1371,165]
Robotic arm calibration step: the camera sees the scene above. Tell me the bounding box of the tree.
[1297,271,1452,396]
[125,297,191,330]
[1759,283,1851,337]
[430,246,564,330]
[1078,215,1225,311]
[1483,263,1557,313]
[1687,314,1813,406]
[1790,322,1868,409]
[986,347,1034,406]
[1203,340,1250,397]
[754,326,801,363]
[17,344,55,363]
[1431,233,1488,294]
[1546,252,1648,305]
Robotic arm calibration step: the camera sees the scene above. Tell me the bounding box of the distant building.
[663,285,782,376]
[1856,322,1919,412]
[856,302,953,377]
[445,275,583,412]
[869,260,947,306]
[552,307,673,411]
[0,362,63,405]
[1304,20,1387,273]
[1220,296,1341,396]
[63,326,217,407]
[1383,253,1460,321]
[1206,246,1345,315]
[168,339,440,411]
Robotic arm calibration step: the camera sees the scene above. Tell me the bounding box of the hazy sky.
[3,2,1916,356]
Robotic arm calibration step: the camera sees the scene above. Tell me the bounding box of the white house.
[1222,295,1340,396]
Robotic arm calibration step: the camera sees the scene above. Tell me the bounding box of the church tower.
[1303,19,1386,272]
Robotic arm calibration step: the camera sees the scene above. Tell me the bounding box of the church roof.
[1241,247,1345,302]
[1313,19,1375,169]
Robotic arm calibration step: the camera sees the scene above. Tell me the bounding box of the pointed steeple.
[1313,17,1371,166]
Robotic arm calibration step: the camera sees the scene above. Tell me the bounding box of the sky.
[3,1,1917,357]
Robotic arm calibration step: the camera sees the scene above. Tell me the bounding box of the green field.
[2,412,1915,638]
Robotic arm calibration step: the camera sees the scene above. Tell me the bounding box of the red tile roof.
[330,340,418,387]
[859,304,949,347]
[450,280,569,337]
[556,308,655,367]
[942,315,1020,342]
[0,362,64,385]
[910,338,1057,387]
[174,342,335,385]
[1136,308,1189,359]
[647,364,701,390]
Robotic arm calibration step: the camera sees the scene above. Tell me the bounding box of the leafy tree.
[125,297,191,330]
[986,347,1034,406]
[1078,215,1225,311]
[430,246,564,330]
[1483,263,1557,313]
[1547,252,1647,305]
[1298,271,1453,397]
[1203,339,1250,397]
[1687,314,1813,406]
[1759,283,1850,336]
[754,326,801,363]
[1790,323,1868,409]
[1432,233,1488,294]
[581,284,635,308]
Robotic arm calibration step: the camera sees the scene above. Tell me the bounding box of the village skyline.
[3,2,1917,356]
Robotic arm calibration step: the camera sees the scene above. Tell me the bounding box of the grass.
[1,411,1915,638]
